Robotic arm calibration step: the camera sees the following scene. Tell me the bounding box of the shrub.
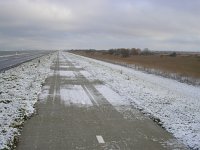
[130,48,141,55]
[141,48,153,55]
[169,52,177,57]
[120,49,130,57]
[108,49,115,55]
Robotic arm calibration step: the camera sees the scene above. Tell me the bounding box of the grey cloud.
[0,0,200,51]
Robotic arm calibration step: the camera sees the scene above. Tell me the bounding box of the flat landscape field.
[71,51,200,79]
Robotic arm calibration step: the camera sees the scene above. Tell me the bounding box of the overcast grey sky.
[0,0,200,51]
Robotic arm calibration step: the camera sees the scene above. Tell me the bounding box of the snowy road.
[16,52,187,150]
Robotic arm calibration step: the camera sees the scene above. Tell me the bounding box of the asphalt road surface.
[16,52,187,150]
[0,51,52,72]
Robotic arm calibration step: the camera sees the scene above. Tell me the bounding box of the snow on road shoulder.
[95,85,128,106]
[80,71,92,78]
[66,52,200,149]
[0,52,56,149]
[38,86,50,102]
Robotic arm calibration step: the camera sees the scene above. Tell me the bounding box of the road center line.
[96,135,105,144]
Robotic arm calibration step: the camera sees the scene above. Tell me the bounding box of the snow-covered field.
[0,53,56,149]
[66,52,200,149]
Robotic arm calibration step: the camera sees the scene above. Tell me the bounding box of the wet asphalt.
[16,52,187,150]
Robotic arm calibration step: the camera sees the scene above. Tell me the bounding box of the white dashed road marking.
[96,135,105,144]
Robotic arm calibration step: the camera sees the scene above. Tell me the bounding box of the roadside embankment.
[0,52,57,150]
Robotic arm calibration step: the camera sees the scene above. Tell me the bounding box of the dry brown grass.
[70,51,200,79]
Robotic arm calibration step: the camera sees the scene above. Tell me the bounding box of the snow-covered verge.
[75,54,200,86]
[66,52,200,150]
[111,61,200,86]
[0,52,56,150]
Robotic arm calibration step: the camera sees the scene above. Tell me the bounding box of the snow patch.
[80,71,92,78]
[38,86,50,102]
[59,65,70,69]
[60,85,92,106]
[75,66,82,69]
[95,85,128,106]
[59,71,75,78]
